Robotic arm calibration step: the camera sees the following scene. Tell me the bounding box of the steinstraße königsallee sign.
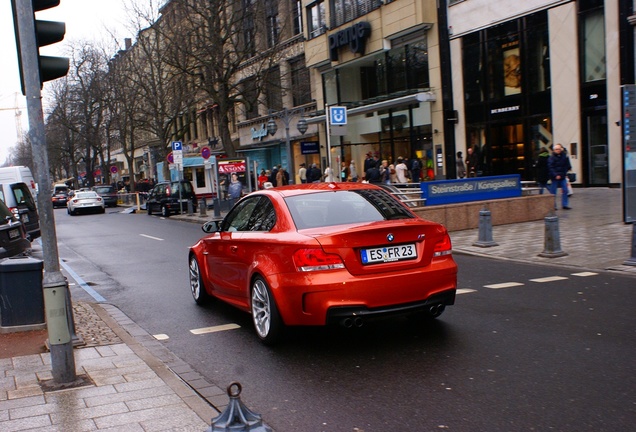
[420,175,521,205]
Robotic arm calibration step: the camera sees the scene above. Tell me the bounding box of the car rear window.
[11,184,37,211]
[94,186,114,194]
[285,189,414,230]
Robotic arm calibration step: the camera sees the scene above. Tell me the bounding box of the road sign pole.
[326,105,332,175]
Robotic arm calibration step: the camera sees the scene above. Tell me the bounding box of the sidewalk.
[2,187,634,432]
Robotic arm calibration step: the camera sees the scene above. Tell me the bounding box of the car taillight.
[433,234,453,257]
[166,187,171,196]
[9,207,19,218]
[97,197,102,201]
[293,248,345,272]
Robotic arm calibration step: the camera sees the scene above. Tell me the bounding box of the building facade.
[447,0,633,186]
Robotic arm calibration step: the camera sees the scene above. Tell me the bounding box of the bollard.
[473,208,498,247]
[207,382,272,432]
[538,215,568,258]
[624,223,636,266]
[199,198,207,217]
[213,198,221,217]
[187,199,194,215]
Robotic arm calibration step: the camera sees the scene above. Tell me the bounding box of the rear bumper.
[268,258,457,326]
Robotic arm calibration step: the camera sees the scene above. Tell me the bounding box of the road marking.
[529,276,568,283]
[484,282,524,289]
[571,272,598,277]
[140,234,164,241]
[153,334,169,340]
[190,324,241,335]
[457,289,477,294]
[59,258,107,302]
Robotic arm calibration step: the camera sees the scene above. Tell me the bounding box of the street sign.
[201,146,211,160]
[110,165,118,174]
[329,106,347,125]
[172,141,183,151]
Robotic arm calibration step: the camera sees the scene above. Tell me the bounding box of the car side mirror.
[202,220,221,233]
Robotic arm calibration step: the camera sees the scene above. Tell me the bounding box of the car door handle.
[230,246,238,253]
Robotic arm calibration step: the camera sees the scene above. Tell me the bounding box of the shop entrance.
[584,113,609,185]
[489,123,527,178]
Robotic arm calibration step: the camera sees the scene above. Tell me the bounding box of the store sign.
[251,124,268,141]
[329,22,371,61]
[420,175,521,205]
[218,159,247,174]
[301,141,319,155]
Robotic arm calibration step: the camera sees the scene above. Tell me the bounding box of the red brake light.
[293,248,345,272]
[433,234,453,257]
[166,187,171,196]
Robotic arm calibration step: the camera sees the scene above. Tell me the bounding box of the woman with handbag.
[548,143,573,210]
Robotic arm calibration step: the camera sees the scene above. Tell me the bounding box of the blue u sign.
[330,107,347,125]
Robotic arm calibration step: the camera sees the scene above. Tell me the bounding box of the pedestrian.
[548,143,572,210]
[365,163,381,183]
[388,164,398,183]
[307,163,322,183]
[276,167,288,186]
[324,166,335,182]
[534,147,550,194]
[466,146,479,177]
[379,159,390,184]
[269,166,279,184]
[395,157,409,183]
[258,169,268,189]
[227,173,242,199]
[456,151,466,178]
[340,161,348,182]
[363,152,375,173]
[298,163,307,184]
[411,157,422,182]
[349,160,358,182]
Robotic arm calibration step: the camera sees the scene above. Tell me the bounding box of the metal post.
[538,215,568,258]
[624,223,636,266]
[207,382,272,432]
[213,198,221,217]
[473,208,498,247]
[199,198,207,217]
[15,0,76,383]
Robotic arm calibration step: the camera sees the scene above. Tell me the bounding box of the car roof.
[256,182,385,198]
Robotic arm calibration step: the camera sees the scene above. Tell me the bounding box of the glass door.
[586,113,609,185]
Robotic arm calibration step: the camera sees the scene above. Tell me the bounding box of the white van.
[0,166,41,241]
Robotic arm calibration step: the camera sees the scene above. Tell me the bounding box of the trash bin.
[0,256,45,332]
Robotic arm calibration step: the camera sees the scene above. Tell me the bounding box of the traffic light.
[11,0,70,95]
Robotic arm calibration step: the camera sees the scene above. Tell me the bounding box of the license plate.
[360,243,417,264]
[8,228,20,239]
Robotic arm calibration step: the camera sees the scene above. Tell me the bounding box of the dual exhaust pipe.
[340,316,364,328]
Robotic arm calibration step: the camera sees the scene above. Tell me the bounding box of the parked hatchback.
[92,185,118,207]
[146,180,197,217]
[0,199,31,258]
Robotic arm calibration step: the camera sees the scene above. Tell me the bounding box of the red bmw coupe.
[188,182,457,344]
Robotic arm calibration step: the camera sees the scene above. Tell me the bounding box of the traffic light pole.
[13,0,76,384]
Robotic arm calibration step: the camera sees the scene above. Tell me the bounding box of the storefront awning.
[305,91,435,124]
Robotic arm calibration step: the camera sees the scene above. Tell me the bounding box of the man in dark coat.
[548,143,572,209]
[307,164,322,183]
[535,147,550,194]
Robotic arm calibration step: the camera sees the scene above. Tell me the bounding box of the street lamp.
[267,107,308,183]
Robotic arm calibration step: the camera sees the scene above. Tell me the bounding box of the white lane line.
[190,324,241,335]
[140,234,164,241]
[153,334,170,340]
[484,282,524,289]
[571,272,598,277]
[457,289,477,294]
[529,276,568,283]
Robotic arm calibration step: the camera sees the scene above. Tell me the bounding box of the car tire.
[100,207,105,214]
[189,255,211,305]
[251,276,284,345]
[161,205,170,217]
[147,204,152,215]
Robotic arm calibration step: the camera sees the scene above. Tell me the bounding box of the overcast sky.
[0,0,131,165]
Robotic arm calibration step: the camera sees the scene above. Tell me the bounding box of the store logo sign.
[329,22,371,61]
[251,124,268,141]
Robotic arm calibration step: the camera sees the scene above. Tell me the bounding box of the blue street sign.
[172,141,183,151]
[330,106,347,125]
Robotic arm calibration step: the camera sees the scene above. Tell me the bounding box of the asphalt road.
[53,208,636,432]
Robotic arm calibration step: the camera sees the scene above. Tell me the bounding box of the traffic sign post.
[326,106,347,176]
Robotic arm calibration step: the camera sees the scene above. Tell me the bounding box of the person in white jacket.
[324,166,335,182]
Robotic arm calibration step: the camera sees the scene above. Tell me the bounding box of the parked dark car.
[0,182,40,241]
[146,180,197,217]
[0,199,31,258]
[92,185,118,207]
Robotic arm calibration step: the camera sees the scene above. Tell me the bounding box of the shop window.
[265,66,282,112]
[195,168,206,188]
[289,57,311,106]
[330,0,379,29]
[307,0,326,39]
[581,9,606,82]
[524,14,550,93]
[462,36,484,104]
